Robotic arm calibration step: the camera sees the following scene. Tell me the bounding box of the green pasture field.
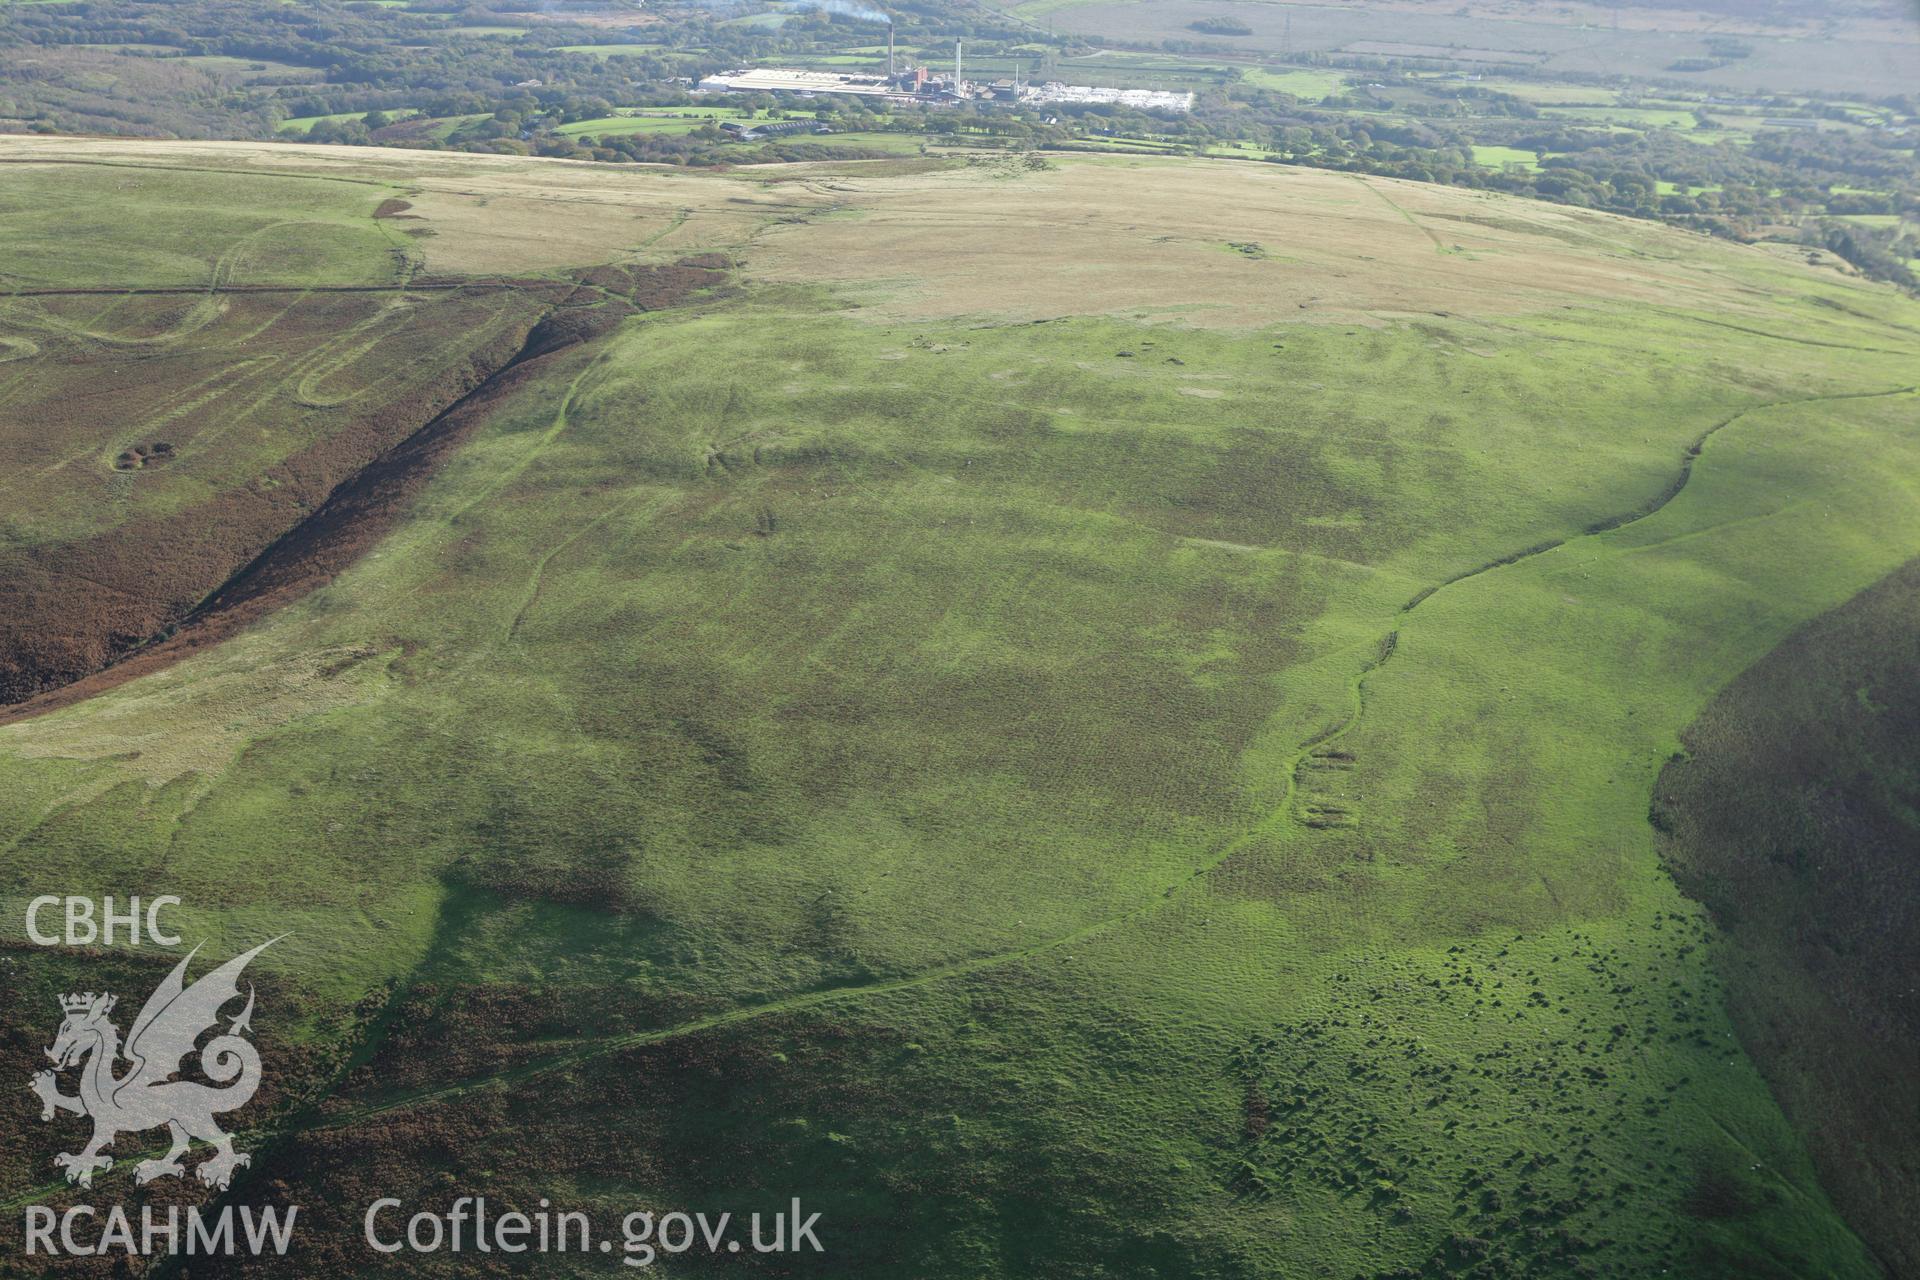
[1539,104,1698,129]
[557,109,750,139]
[0,162,399,295]
[280,106,421,133]
[1468,77,1620,106]
[3,145,1919,1277]
[1472,143,1543,170]
[1239,66,1347,99]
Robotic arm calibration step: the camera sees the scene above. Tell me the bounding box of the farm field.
[556,109,751,139]
[1537,105,1698,129]
[1238,66,1348,100]
[1,136,1918,1278]
[1471,144,1543,170]
[1466,79,1619,106]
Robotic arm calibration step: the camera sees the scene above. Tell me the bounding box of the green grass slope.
[1,146,1917,1278]
[1654,556,1920,1276]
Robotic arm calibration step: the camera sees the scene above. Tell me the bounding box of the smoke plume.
[786,0,890,24]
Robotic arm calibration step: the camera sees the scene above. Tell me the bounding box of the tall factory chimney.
[888,23,895,78]
[955,39,963,91]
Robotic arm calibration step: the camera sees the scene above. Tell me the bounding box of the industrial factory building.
[697,36,1192,114]
[696,68,904,99]
[1025,83,1195,113]
[699,29,951,103]
[696,67,1193,114]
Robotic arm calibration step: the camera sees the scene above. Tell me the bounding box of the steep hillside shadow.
[1653,555,1920,1278]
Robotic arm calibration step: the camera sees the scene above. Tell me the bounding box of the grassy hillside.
[1655,556,1920,1276]
[1,140,1917,1278]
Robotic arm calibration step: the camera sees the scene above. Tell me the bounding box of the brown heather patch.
[0,942,333,1232]
[0,261,729,720]
[0,293,551,710]
[1654,555,1920,1277]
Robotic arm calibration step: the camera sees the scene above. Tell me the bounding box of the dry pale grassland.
[0,136,799,277]
[747,154,1817,326]
[1,633,400,792]
[0,137,1832,330]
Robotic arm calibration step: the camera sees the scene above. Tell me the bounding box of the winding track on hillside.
[1296,381,1919,804]
[114,383,1920,1203]
[314,380,1920,1106]
[9,378,1916,1219]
